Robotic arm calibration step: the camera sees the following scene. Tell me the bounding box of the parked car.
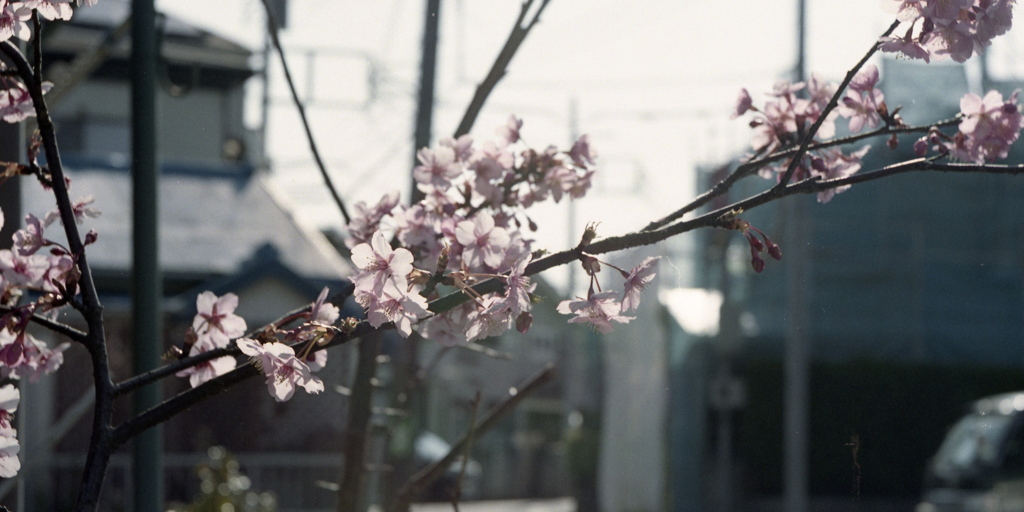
[917,392,1024,512]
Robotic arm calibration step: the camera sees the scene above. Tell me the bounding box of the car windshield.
[932,413,1017,480]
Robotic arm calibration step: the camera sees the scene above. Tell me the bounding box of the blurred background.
[8,0,1024,511]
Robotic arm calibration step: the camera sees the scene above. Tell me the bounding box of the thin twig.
[453,0,553,137]
[391,364,556,512]
[641,116,960,232]
[258,0,351,225]
[776,19,901,188]
[113,283,354,397]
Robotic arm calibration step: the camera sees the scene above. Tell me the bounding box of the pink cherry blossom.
[492,254,532,317]
[0,250,47,289]
[237,338,324,402]
[24,0,73,20]
[175,345,237,388]
[950,90,1024,163]
[621,256,660,312]
[569,134,598,168]
[13,214,44,256]
[14,334,67,382]
[557,291,634,334]
[0,79,49,123]
[417,303,472,347]
[465,297,512,342]
[879,0,1016,63]
[356,281,429,338]
[0,385,15,429]
[455,213,509,269]
[346,191,400,248]
[309,286,340,325]
[351,230,415,293]
[730,88,753,119]
[193,291,247,347]
[496,115,523,146]
[0,433,19,478]
[413,146,462,189]
[0,384,17,478]
[838,66,884,133]
[440,134,474,161]
[0,2,33,43]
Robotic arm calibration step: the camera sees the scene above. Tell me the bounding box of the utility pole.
[131,1,163,510]
[784,1,809,512]
[410,0,441,203]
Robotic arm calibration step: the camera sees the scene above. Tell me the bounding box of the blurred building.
[11,3,355,510]
[687,57,1024,511]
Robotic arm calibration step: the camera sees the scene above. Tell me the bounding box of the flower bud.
[579,222,599,248]
[516,312,533,334]
[581,255,601,276]
[887,134,899,151]
[339,317,360,335]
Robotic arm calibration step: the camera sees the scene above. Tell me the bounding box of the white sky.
[155,0,1024,290]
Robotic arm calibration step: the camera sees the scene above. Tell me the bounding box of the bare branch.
[258,0,352,225]
[453,0,553,137]
[390,365,556,512]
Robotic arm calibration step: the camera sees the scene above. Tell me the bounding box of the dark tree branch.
[258,0,351,225]
[0,38,113,512]
[390,364,556,512]
[0,305,88,343]
[453,0,553,138]
[110,317,378,446]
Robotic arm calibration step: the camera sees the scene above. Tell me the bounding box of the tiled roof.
[21,159,352,281]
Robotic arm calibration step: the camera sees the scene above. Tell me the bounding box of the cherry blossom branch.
[109,314,378,446]
[258,0,351,225]
[453,0,552,137]
[776,19,900,188]
[0,38,114,512]
[113,283,354,397]
[390,364,555,512]
[641,116,961,232]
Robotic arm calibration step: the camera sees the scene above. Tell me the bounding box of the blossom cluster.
[556,255,661,333]
[915,90,1024,164]
[731,66,887,204]
[0,196,97,383]
[346,117,656,343]
[176,288,339,403]
[0,0,95,44]
[0,193,96,479]
[879,0,1014,63]
[0,0,77,124]
[347,117,592,343]
[175,292,247,388]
